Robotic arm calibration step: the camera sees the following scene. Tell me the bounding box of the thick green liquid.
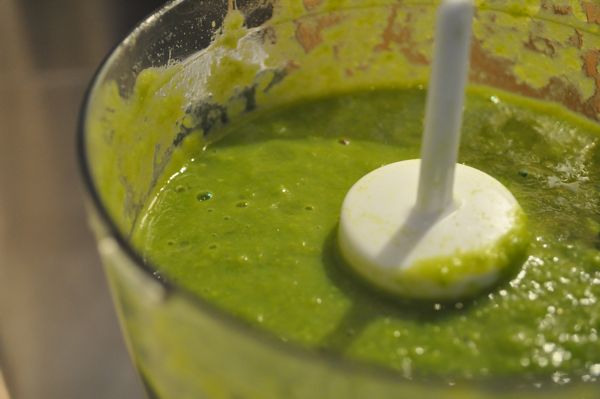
[132,88,600,382]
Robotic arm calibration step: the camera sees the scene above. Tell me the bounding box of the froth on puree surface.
[128,79,600,384]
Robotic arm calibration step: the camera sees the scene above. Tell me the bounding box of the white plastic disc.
[338,160,528,300]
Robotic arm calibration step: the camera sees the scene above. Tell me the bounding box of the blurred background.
[0,1,168,398]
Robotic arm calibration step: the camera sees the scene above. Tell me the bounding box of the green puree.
[132,87,600,383]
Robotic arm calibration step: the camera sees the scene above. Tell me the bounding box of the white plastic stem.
[338,0,527,299]
[416,0,474,215]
